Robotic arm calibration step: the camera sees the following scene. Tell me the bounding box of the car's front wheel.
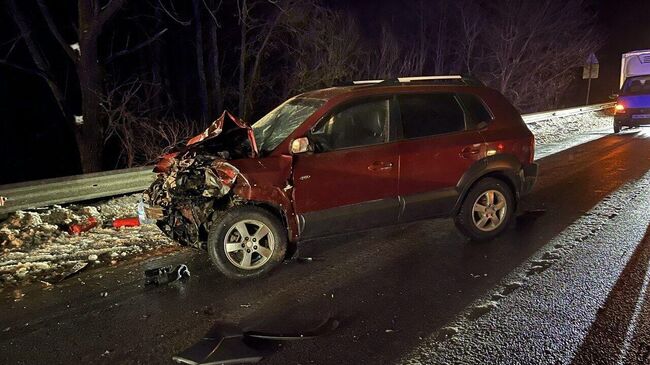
[455,177,514,241]
[207,206,287,279]
[614,121,621,133]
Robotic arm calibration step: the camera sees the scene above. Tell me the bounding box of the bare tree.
[454,0,484,74]
[102,78,204,167]
[280,5,365,95]
[4,0,72,137]
[480,0,600,111]
[366,24,422,79]
[236,0,301,119]
[192,0,209,122]
[204,0,224,119]
[3,0,170,172]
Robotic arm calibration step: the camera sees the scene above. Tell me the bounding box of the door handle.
[368,161,394,171]
[460,146,481,159]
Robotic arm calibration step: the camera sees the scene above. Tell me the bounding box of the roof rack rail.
[350,75,484,87]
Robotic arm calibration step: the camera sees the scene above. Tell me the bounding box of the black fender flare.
[453,155,523,214]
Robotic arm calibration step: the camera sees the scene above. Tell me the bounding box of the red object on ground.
[112,217,141,229]
[68,217,98,235]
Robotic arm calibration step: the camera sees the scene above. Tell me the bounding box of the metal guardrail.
[0,166,156,215]
[522,102,614,123]
[0,103,616,215]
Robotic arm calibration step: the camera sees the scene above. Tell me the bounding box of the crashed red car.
[145,76,538,279]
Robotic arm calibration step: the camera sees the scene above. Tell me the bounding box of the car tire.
[454,177,515,241]
[614,122,621,133]
[207,205,287,279]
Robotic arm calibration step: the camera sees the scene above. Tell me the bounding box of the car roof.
[297,83,485,103]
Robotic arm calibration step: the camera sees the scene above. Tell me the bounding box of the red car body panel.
[292,142,399,213]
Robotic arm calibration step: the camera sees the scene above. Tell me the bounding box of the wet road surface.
[2,128,650,364]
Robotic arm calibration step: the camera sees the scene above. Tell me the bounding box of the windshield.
[252,98,324,153]
[622,75,650,95]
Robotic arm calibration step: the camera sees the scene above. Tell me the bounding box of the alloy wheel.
[472,190,508,232]
[223,219,275,270]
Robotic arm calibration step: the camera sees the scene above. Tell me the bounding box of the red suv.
[145,76,538,279]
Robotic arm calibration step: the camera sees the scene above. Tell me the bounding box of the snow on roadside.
[525,110,613,147]
[0,195,175,288]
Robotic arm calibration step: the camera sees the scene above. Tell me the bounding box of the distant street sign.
[583,53,599,105]
[582,63,600,79]
[586,53,599,65]
[583,53,600,79]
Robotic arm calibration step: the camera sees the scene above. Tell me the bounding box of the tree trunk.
[205,0,223,119]
[76,30,105,173]
[192,0,209,123]
[238,0,248,118]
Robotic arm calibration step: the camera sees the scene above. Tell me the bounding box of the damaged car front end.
[144,98,324,278]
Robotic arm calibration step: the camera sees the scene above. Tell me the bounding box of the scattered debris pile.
[0,195,176,288]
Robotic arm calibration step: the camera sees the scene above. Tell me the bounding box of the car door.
[292,97,400,239]
[396,92,487,222]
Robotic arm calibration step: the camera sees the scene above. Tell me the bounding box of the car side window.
[311,99,390,152]
[457,94,493,128]
[397,94,465,139]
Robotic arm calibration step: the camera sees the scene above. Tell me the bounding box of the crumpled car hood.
[144,111,292,248]
[154,111,258,174]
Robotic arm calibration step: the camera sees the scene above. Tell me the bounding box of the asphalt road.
[2,128,650,365]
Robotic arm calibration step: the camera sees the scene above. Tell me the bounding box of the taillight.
[615,103,626,114]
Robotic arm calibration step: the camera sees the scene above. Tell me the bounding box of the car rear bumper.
[520,163,538,195]
[615,116,650,126]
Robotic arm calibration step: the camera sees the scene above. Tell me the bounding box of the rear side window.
[458,94,493,127]
[397,94,465,139]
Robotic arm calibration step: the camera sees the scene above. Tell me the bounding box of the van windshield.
[252,98,324,154]
[622,75,650,95]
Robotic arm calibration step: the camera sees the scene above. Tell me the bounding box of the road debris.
[293,256,325,263]
[68,217,98,235]
[0,195,176,288]
[144,264,190,286]
[173,318,339,365]
[112,217,140,229]
[60,262,88,282]
[0,196,7,207]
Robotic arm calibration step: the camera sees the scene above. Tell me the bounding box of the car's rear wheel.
[207,206,287,279]
[455,177,514,241]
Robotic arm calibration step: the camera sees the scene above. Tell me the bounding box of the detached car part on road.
[145,75,538,279]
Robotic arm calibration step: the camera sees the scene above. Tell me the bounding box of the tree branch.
[156,0,191,26]
[36,0,79,62]
[104,28,168,63]
[96,0,128,31]
[0,59,48,79]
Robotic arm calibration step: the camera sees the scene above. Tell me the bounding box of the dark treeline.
[0,0,600,181]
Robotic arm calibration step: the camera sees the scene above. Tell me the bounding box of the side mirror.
[609,93,619,100]
[290,137,311,154]
[477,121,489,130]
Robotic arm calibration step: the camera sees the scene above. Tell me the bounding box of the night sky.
[1,0,649,184]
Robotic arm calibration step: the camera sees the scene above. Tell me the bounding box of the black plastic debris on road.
[59,261,89,282]
[173,318,339,365]
[144,264,190,286]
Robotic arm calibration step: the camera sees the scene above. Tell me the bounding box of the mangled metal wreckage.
[144,111,298,251]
